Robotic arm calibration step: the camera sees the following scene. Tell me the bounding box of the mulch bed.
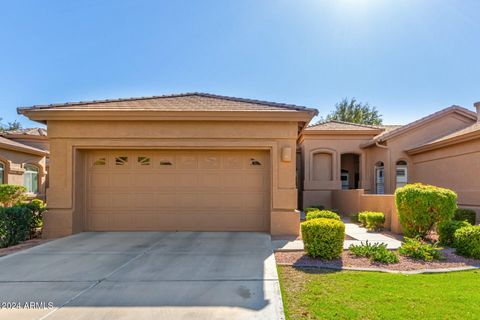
[0,238,50,257]
[275,248,480,272]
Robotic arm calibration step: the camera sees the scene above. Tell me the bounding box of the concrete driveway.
[0,232,284,320]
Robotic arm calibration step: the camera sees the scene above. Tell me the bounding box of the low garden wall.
[332,189,403,234]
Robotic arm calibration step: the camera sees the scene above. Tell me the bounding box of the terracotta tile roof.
[3,128,47,136]
[18,92,318,114]
[380,124,403,132]
[362,105,477,147]
[307,120,383,131]
[0,136,48,155]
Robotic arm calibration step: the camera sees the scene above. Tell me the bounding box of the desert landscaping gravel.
[275,248,480,272]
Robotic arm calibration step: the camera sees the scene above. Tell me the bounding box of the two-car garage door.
[86,150,270,232]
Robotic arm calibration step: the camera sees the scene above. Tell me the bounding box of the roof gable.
[362,106,476,147]
[18,92,318,114]
[0,136,48,156]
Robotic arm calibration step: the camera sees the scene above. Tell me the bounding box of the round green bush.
[358,212,368,226]
[364,211,385,231]
[304,207,320,215]
[438,220,471,246]
[306,210,341,221]
[454,208,477,225]
[454,225,480,259]
[301,218,345,259]
[395,183,457,238]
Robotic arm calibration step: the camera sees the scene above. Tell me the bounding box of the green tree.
[5,120,22,131]
[0,119,23,132]
[326,98,383,125]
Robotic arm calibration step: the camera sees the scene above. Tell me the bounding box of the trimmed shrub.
[26,199,46,238]
[358,212,368,227]
[395,183,457,238]
[306,210,341,221]
[0,205,32,248]
[0,184,27,207]
[349,241,399,264]
[453,225,480,259]
[301,218,345,259]
[454,208,477,225]
[399,237,443,261]
[0,200,45,248]
[438,220,471,246]
[304,207,320,215]
[364,211,385,231]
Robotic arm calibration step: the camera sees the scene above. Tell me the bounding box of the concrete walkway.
[0,232,284,320]
[272,222,402,252]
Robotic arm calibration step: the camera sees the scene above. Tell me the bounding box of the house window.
[137,156,151,166]
[115,156,128,166]
[250,158,262,166]
[0,162,4,184]
[160,160,173,166]
[341,169,349,190]
[93,157,106,166]
[396,160,408,189]
[24,164,39,194]
[375,161,385,194]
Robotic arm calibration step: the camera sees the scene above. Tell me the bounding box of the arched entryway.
[340,153,360,189]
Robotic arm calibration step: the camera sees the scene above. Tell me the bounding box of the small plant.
[358,212,367,226]
[364,211,385,231]
[349,241,399,264]
[454,208,477,225]
[0,184,27,207]
[350,212,360,223]
[395,183,457,239]
[301,218,345,260]
[438,220,471,246]
[453,225,480,259]
[399,237,443,261]
[306,210,341,221]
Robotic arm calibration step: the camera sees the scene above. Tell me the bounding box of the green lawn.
[278,266,480,320]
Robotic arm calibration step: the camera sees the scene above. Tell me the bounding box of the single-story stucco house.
[18,93,317,238]
[16,93,480,238]
[300,102,480,224]
[0,128,49,199]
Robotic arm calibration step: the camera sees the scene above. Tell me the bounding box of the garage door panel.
[109,193,132,209]
[89,173,109,188]
[89,194,111,209]
[129,193,157,209]
[87,150,269,231]
[109,173,132,187]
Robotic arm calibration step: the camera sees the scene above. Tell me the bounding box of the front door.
[375,166,384,194]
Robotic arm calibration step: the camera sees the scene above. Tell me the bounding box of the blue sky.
[1,0,479,127]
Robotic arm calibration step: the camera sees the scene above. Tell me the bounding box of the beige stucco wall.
[332,189,403,234]
[410,138,480,223]
[0,148,47,200]
[43,120,301,238]
[300,133,376,209]
[364,113,475,194]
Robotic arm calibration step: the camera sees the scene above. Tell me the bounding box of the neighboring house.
[18,93,317,238]
[300,103,480,220]
[0,128,49,199]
